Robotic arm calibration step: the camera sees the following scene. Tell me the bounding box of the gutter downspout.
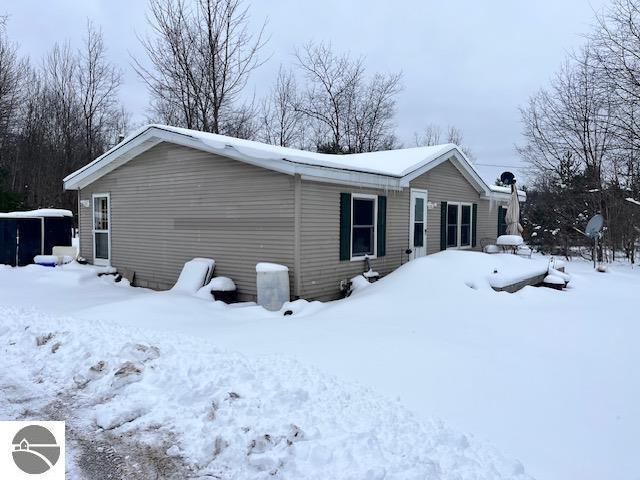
[76,188,81,254]
[293,174,302,299]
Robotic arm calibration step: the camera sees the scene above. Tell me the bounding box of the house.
[63,124,525,301]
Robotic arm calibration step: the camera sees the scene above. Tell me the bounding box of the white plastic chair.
[52,246,78,264]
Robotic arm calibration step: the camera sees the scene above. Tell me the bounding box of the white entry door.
[92,193,111,266]
[410,189,428,259]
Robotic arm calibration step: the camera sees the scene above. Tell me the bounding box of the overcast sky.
[4,0,608,184]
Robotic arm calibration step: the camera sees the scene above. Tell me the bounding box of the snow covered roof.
[488,184,527,201]
[0,208,73,218]
[63,124,492,194]
[159,125,459,177]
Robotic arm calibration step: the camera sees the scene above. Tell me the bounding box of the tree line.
[0,18,126,212]
[519,0,640,262]
[0,0,472,214]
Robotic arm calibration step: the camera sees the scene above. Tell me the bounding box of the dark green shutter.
[472,203,478,247]
[377,195,387,257]
[440,201,447,251]
[498,206,506,236]
[339,193,352,261]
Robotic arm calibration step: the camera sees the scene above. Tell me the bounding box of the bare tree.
[414,124,442,146]
[415,123,475,159]
[0,19,27,140]
[259,67,304,147]
[77,21,122,159]
[518,47,615,189]
[344,71,402,152]
[0,17,127,213]
[135,0,267,135]
[589,0,640,137]
[295,42,401,153]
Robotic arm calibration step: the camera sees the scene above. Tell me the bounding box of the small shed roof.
[0,209,73,218]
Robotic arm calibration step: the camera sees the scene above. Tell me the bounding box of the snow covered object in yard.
[496,235,524,246]
[349,274,373,295]
[256,263,290,311]
[208,276,236,291]
[196,276,237,302]
[362,268,380,280]
[171,258,215,294]
[34,255,58,267]
[543,274,565,289]
[516,245,532,258]
[487,255,549,290]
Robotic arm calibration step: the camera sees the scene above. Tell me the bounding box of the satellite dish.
[500,171,515,186]
[585,214,604,238]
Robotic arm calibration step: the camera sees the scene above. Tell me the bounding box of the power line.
[474,163,527,168]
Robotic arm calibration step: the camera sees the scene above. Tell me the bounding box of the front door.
[92,193,111,266]
[410,189,428,259]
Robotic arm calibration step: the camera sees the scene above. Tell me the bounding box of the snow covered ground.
[0,252,637,479]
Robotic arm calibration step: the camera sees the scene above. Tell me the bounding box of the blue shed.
[0,209,73,267]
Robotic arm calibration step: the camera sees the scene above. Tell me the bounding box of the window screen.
[352,197,375,256]
[447,204,458,247]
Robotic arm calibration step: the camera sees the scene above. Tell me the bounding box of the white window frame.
[92,193,111,266]
[446,201,473,250]
[350,193,378,261]
[409,188,428,259]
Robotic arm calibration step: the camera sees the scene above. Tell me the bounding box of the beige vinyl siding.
[298,157,507,301]
[77,145,510,302]
[409,157,485,253]
[78,142,295,300]
[477,198,509,246]
[299,180,409,301]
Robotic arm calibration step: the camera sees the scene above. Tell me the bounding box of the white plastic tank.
[256,262,290,311]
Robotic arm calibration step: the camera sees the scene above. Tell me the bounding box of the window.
[92,194,110,264]
[446,202,473,248]
[351,195,377,258]
[460,205,471,247]
[413,197,424,247]
[447,204,458,247]
[498,206,508,236]
[93,196,109,231]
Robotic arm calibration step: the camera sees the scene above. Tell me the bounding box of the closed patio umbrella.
[505,182,523,236]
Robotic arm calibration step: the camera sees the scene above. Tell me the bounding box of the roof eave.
[482,191,527,202]
[63,125,488,194]
[399,147,491,195]
[64,125,407,191]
